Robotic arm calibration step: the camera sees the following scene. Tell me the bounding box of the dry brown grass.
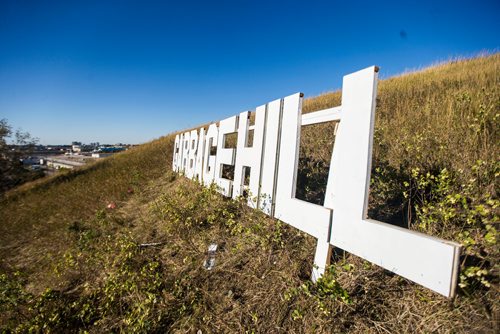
[0,53,498,333]
[0,135,174,292]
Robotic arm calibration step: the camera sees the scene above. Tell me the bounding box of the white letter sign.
[171,66,462,297]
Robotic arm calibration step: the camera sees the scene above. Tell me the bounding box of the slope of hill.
[0,54,498,333]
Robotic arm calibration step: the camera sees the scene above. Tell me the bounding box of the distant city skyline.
[1,0,499,145]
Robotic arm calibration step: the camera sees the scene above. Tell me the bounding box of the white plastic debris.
[203,243,218,270]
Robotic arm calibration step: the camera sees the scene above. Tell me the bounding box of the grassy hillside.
[0,54,498,333]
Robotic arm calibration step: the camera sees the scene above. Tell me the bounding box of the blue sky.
[0,0,498,144]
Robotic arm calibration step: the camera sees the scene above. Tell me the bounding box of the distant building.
[91,152,112,158]
[46,157,85,170]
[97,146,126,153]
[72,143,82,153]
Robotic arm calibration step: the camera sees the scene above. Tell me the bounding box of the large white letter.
[194,127,205,181]
[323,66,461,297]
[214,116,238,196]
[173,134,182,172]
[185,129,198,179]
[180,131,191,173]
[203,123,219,186]
[273,93,332,279]
[232,106,266,208]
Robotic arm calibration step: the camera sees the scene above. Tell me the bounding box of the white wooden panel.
[301,106,342,126]
[259,98,281,216]
[232,105,266,208]
[173,134,182,172]
[179,133,185,172]
[214,116,238,196]
[312,239,333,281]
[335,217,460,297]
[181,132,190,173]
[273,93,331,241]
[194,127,205,181]
[202,123,218,186]
[324,66,461,297]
